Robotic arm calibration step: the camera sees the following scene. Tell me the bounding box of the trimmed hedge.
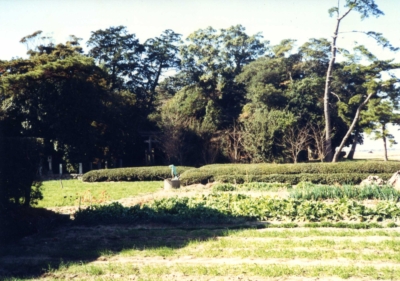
[180,162,400,185]
[182,173,393,185]
[82,166,193,182]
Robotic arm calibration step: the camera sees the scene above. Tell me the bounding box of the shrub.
[212,182,291,192]
[82,166,194,182]
[0,137,43,207]
[213,183,237,192]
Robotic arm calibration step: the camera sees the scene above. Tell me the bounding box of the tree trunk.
[332,93,373,162]
[383,124,388,161]
[323,5,354,162]
[346,128,359,160]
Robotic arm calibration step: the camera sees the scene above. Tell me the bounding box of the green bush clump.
[74,194,400,225]
[82,166,193,182]
[303,222,383,229]
[241,182,291,191]
[290,184,400,201]
[212,182,291,192]
[213,183,237,192]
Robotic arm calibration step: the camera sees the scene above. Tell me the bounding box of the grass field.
[3,179,400,280]
[36,180,163,208]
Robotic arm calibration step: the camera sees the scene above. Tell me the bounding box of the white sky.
[0,0,399,151]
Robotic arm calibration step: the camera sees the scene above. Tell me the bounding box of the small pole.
[79,163,83,174]
[59,164,63,188]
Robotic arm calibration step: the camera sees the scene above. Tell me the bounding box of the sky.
[0,0,399,152]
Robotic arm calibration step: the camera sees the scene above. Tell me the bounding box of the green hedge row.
[179,162,400,185]
[185,162,400,175]
[82,162,400,184]
[82,166,193,182]
[180,172,393,185]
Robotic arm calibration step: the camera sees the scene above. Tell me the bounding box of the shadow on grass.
[0,203,266,279]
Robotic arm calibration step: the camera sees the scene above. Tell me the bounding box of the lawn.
[36,180,163,208]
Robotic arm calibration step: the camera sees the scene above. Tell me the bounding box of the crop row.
[213,182,400,201]
[74,194,400,224]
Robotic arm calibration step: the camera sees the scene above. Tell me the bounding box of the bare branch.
[331,92,341,102]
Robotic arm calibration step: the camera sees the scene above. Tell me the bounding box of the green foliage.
[303,221,383,229]
[0,137,43,208]
[212,182,291,192]
[240,108,296,162]
[290,184,400,201]
[212,183,237,192]
[82,166,193,182]
[180,162,398,185]
[0,37,143,168]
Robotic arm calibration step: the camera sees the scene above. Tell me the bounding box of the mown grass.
[117,232,400,262]
[37,262,400,280]
[3,226,400,280]
[36,180,163,208]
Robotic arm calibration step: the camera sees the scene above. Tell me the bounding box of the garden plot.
[4,181,400,280]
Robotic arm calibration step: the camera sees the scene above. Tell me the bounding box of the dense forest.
[0,2,399,173]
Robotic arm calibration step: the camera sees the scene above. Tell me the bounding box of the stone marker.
[164,178,180,190]
[388,171,400,191]
[47,156,52,173]
[360,175,385,186]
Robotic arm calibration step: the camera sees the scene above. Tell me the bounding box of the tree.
[139,30,182,109]
[153,90,204,165]
[331,56,400,162]
[240,106,296,163]
[180,24,267,124]
[236,38,352,163]
[362,100,400,161]
[0,137,43,208]
[87,26,143,92]
[0,33,142,169]
[221,121,245,163]
[88,27,182,115]
[281,124,310,164]
[323,0,397,162]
